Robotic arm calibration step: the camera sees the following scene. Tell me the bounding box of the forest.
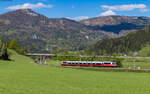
[86,26,150,56]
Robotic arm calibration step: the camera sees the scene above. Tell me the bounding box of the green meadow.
[122,57,150,68]
[0,51,150,94]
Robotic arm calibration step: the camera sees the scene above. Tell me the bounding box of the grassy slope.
[0,51,150,94]
[138,45,150,56]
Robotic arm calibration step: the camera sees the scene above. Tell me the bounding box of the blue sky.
[0,0,150,20]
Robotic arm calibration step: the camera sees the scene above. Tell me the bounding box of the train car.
[61,61,117,67]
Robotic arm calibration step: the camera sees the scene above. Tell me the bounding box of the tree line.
[0,39,27,60]
[86,26,150,56]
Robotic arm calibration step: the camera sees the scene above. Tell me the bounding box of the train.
[61,61,117,67]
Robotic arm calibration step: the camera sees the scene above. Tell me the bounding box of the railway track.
[62,66,150,72]
[35,62,150,72]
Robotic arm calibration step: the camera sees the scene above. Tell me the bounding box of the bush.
[8,40,26,55]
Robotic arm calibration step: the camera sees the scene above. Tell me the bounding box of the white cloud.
[67,16,89,21]
[140,8,149,12]
[101,4,148,11]
[99,4,149,16]
[6,3,53,10]
[100,10,116,16]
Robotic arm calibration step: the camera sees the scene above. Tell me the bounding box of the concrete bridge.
[26,53,55,64]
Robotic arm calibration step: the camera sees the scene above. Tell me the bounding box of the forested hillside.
[1,9,150,53]
[87,26,150,55]
[0,39,9,60]
[0,9,108,53]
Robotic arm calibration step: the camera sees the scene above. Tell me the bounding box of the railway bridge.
[26,53,55,64]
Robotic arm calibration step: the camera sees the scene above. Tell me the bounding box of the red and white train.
[61,61,117,67]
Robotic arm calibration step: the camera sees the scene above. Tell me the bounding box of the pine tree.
[1,43,9,60]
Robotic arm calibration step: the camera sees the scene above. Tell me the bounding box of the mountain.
[0,9,109,52]
[1,9,150,53]
[87,26,150,55]
[80,16,150,35]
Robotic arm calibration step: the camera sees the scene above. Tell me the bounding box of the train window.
[112,63,116,65]
[104,63,110,64]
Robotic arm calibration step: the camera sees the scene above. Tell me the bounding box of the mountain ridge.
[0,9,150,52]
[80,15,150,35]
[0,9,108,52]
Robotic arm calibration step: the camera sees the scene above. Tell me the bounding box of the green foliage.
[122,57,150,68]
[138,45,150,56]
[0,40,9,60]
[8,40,20,50]
[88,26,150,56]
[8,40,26,54]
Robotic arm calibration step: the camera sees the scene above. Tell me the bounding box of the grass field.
[122,57,150,68]
[0,51,150,94]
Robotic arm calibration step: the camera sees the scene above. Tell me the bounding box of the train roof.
[63,61,116,63]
